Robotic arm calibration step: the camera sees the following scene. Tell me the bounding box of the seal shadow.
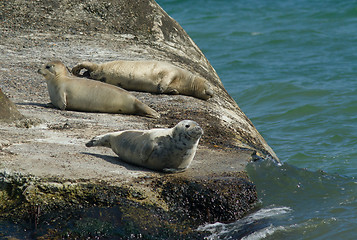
[17,102,55,109]
[16,101,155,118]
[81,152,153,173]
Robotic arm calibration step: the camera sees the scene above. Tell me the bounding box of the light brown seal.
[38,61,159,118]
[71,60,214,100]
[85,120,203,173]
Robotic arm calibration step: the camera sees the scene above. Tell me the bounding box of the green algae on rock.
[0,172,213,238]
[159,172,258,224]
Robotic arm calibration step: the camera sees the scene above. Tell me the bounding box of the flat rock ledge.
[0,0,276,238]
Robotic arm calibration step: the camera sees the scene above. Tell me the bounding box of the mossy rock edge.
[0,172,257,239]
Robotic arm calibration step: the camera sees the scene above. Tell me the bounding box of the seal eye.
[45,65,51,69]
[185,124,190,128]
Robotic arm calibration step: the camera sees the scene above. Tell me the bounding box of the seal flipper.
[71,62,99,77]
[166,88,179,95]
[205,88,214,98]
[133,99,160,118]
[85,138,96,147]
[162,167,187,173]
[85,134,111,148]
[57,91,67,110]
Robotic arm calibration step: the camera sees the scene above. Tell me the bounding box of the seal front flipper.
[166,87,179,95]
[157,84,164,93]
[158,71,176,93]
[156,84,179,94]
[56,91,67,110]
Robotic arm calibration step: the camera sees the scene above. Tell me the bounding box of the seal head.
[173,120,203,140]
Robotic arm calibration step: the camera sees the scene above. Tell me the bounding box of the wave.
[197,206,292,239]
[241,225,287,240]
[198,159,357,239]
[246,159,357,239]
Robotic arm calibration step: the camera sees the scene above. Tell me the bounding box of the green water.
[158,0,357,238]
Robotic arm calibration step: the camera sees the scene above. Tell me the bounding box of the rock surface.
[0,0,277,238]
[0,89,24,122]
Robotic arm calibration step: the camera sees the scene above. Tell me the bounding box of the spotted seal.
[85,120,203,172]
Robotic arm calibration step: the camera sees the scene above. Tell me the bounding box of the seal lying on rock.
[38,61,159,118]
[86,120,203,173]
[71,60,214,100]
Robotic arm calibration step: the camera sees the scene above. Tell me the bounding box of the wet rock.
[159,172,258,225]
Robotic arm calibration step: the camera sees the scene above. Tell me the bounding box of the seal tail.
[71,62,98,77]
[205,86,214,98]
[134,100,160,118]
[85,138,97,147]
[85,134,111,148]
[193,76,214,100]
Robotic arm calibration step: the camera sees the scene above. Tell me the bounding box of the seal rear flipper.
[71,62,98,77]
[205,87,214,98]
[134,100,160,118]
[85,139,95,147]
[199,90,213,100]
[162,167,187,173]
[85,136,102,147]
[85,134,111,148]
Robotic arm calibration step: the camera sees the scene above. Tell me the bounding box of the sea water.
[157,0,357,239]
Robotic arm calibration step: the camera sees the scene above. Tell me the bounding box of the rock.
[0,89,24,122]
[0,0,278,238]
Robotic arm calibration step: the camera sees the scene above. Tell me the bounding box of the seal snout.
[187,126,203,139]
[178,120,203,139]
[38,68,45,75]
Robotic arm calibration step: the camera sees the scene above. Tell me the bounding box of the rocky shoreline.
[0,0,277,238]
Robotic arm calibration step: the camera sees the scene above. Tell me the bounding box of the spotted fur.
[86,120,203,173]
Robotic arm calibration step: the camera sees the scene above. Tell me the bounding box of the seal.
[38,61,159,118]
[72,60,214,100]
[85,120,203,173]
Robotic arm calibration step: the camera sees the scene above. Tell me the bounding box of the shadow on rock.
[82,152,153,172]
